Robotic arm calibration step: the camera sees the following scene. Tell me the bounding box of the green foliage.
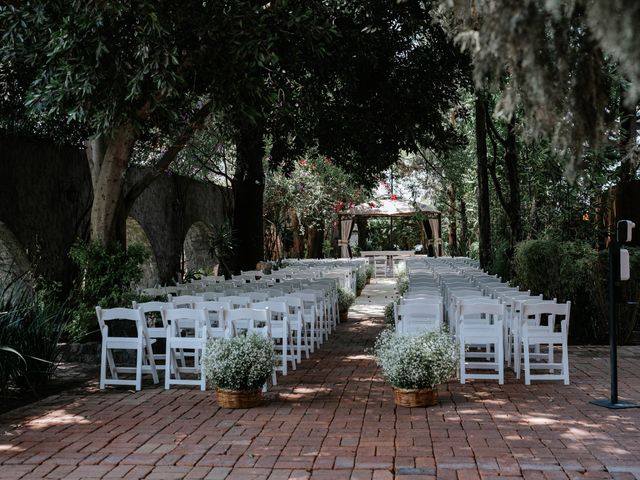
[384,302,396,325]
[209,223,235,279]
[356,270,367,295]
[513,240,640,343]
[366,265,373,281]
[338,287,356,313]
[0,281,67,397]
[374,328,458,389]
[68,242,149,342]
[396,272,409,295]
[204,333,274,391]
[366,217,422,251]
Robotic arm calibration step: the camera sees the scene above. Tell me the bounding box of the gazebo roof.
[339,196,440,218]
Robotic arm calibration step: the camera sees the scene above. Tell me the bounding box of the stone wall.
[0,134,230,289]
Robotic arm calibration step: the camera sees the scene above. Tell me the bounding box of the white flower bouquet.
[204,333,274,391]
[374,328,458,390]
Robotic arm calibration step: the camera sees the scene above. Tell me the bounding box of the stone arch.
[182,221,215,277]
[126,217,160,287]
[0,221,31,289]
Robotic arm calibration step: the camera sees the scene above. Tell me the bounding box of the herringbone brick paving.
[1,279,640,479]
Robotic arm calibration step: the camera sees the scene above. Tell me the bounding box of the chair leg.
[562,340,570,385]
[523,337,531,386]
[498,339,504,385]
[459,340,466,384]
[100,341,108,390]
[135,343,143,391]
[200,345,206,391]
[164,339,172,390]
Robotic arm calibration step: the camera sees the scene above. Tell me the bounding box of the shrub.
[513,240,640,343]
[396,271,409,295]
[204,333,274,391]
[356,269,367,295]
[384,302,396,325]
[338,287,356,313]
[366,264,373,281]
[68,242,149,342]
[0,281,67,397]
[374,329,458,389]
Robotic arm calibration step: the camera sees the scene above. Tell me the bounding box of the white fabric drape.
[428,218,440,257]
[339,217,354,258]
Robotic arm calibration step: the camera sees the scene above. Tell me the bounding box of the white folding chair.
[287,292,322,349]
[516,302,571,385]
[163,308,208,390]
[218,295,251,309]
[272,295,310,361]
[168,295,204,308]
[458,303,505,385]
[96,307,159,390]
[132,300,174,369]
[252,300,296,374]
[223,308,277,388]
[374,256,389,278]
[396,303,442,336]
[194,301,232,338]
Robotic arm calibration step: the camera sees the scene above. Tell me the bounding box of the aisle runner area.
[1,279,640,479]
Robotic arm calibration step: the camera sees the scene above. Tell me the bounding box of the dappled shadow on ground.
[1,279,640,479]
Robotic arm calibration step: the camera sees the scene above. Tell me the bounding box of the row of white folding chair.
[394,302,443,336]
[133,301,283,389]
[168,290,326,356]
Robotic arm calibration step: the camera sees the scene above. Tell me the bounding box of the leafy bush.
[0,281,67,397]
[356,269,367,295]
[68,242,149,342]
[204,333,274,391]
[384,302,396,325]
[513,240,640,343]
[396,271,409,295]
[338,287,355,313]
[374,329,458,389]
[366,264,373,281]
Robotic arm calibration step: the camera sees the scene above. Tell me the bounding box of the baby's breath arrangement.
[396,271,409,295]
[204,333,274,391]
[374,329,458,390]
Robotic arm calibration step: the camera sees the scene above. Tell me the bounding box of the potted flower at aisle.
[204,333,274,409]
[338,287,356,322]
[374,329,458,407]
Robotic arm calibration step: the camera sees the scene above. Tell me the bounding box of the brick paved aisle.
[2,278,640,479]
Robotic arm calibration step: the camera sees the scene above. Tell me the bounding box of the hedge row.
[512,240,640,344]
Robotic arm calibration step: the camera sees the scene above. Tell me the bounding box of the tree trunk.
[289,209,303,258]
[232,123,265,272]
[475,94,491,269]
[447,183,457,256]
[89,123,137,246]
[459,197,469,256]
[620,90,638,182]
[504,117,522,246]
[356,217,368,251]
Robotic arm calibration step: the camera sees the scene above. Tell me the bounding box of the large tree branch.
[123,100,214,211]
[485,109,507,147]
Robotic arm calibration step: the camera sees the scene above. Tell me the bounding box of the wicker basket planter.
[216,388,262,409]
[340,311,349,322]
[393,387,437,407]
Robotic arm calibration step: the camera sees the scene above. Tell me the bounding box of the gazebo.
[337,196,442,258]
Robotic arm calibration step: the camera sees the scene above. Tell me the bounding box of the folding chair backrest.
[194,301,231,330]
[459,302,504,324]
[132,301,174,328]
[520,301,571,329]
[397,303,442,336]
[169,295,204,308]
[96,306,145,339]
[224,308,271,337]
[162,307,208,337]
[217,295,251,309]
